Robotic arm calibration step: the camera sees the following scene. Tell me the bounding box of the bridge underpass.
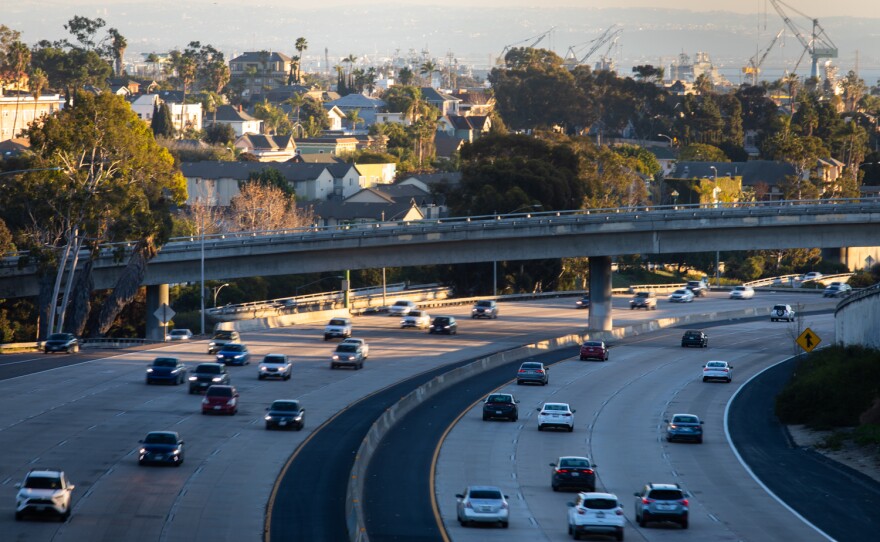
[1,200,878,339]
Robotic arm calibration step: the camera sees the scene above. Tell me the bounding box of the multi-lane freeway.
[0,291,871,542]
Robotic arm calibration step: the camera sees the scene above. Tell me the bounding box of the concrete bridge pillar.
[588,256,613,331]
[145,284,169,341]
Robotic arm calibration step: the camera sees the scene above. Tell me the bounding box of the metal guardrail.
[834,281,880,315]
[745,272,855,289]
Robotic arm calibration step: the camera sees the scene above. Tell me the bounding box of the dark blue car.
[146,357,187,385]
[216,343,250,366]
[138,431,185,466]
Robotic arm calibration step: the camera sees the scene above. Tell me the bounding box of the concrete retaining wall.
[345,304,781,542]
[835,286,880,349]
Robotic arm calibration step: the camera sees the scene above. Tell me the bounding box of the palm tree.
[28,67,48,122]
[784,73,800,113]
[398,67,414,86]
[295,37,308,83]
[5,39,31,138]
[283,93,306,123]
[346,109,363,132]
[420,60,437,87]
[343,54,358,78]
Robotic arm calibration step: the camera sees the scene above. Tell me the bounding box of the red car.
[579,341,609,361]
[201,385,239,415]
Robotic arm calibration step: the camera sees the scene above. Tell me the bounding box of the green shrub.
[818,431,847,451]
[853,424,880,446]
[775,345,880,427]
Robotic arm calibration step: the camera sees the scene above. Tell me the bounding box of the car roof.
[672,413,700,420]
[146,430,179,438]
[27,469,64,477]
[468,485,503,492]
[559,455,590,462]
[542,402,571,408]
[577,491,618,500]
[706,360,728,366]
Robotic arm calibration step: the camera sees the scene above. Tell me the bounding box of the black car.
[43,333,79,353]
[574,295,590,309]
[265,399,305,430]
[681,330,708,348]
[482,393,519,421]
[138,431,185,466]
[471,300,498,319]
[550,456,596,492]
[429,316,457,334]
[665,413,704,443]
[188,363,230,393]
[146,357,187,385]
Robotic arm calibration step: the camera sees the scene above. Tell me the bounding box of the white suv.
[15,468,75,521]
[323,317,352,340]
[567,492,625,541]
[770,304,796,322]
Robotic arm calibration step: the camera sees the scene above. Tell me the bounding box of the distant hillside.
[5,3,879,80]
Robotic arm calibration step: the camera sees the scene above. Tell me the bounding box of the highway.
[0,291,851,541]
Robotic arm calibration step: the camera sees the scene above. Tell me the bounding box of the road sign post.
[153,303,175,341]
[796,327,821,353]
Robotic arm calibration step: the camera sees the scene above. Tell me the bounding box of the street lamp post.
[657,133,674,146]
[212,283,229,307]
[493,204,542,296]
[670,189,679,208]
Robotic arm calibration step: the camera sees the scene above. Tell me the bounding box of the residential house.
[434,132,464,159]
[325,94,386,126]
[234,134,297,162]
[206,104,262,137]
[129,94,161,123]
[354,163,396,185]
[323,105,345,131]
[0,137,29,159]
[437,114,491,144]
[453,89,494,116]
[180,161,365,206]
[129,94,201,133]
[374,111,410,126]
[643,144,678,177]
[347,183,444,219]
[294,136,359,156]
[229,51,294,98]
[0,92,65,142]
[304,199,424,227]
[107,77,140,95]
[667,160,795,201]
[420,87,461,116]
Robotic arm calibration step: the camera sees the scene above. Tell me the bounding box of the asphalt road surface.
[0,292,846,541]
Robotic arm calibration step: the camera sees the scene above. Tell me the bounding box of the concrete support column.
[145,284,169,341]
[588,256,613,331]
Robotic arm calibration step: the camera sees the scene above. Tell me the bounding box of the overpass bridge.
[2,198,878,338]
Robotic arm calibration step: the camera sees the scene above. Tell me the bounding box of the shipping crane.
[768,0,837,79]
[563,25,622,69]
[594,32,622,72]
[496,27,556,65]
[742,28,785,86]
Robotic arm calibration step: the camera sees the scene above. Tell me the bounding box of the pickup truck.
[341,338,369,359]
[686,279,710,297]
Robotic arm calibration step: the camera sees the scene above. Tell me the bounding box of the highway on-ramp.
[0,292,844,541]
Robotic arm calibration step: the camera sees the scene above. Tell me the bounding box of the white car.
[341,337,369,359]
[15,468,75,521]
[702,360,733,383]
[668,288,695,303]
[729,285,755,299]
[801,271,823,281]
[388,300,417,316]
[567,492,625,541]
[823,282,852,298]
[537,402,575,432]
[323,318,352,340]
[168,328,193,341]
[455,485,509,528]
[258,353,292,380]
[770,304,796,322]
[401,309,431,329]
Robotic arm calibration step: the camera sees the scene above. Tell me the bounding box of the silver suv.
[633,482,689,529]
[15,468,75,521]
[770,304,796,322]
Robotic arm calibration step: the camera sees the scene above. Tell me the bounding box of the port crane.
[742,28,785,86]
[496,27,556,65]
[563,25,622,69]
[768,0,837,79]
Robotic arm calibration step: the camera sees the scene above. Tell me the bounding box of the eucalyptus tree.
[107,28,126,76]
[8,91,187,337]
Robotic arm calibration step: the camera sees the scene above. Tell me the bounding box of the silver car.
[401,309,431,329]
[516,361,549,385]
[455,485,509,528]
[702,360,733,383]
[258,354,292,380]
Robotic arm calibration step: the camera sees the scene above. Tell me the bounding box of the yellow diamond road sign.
[796,328,821,352]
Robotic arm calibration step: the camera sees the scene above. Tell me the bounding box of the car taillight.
[703,368,709,372]
[536,369,545,374]
[577,508,586,515]
[563,413,571,416]
[518,369,527,373]
[615,509,623,516]
[722,368,729,372]
[501,502,508,510]
[557,469,569,473]
[681,499,689,506]
[583,469,594,475]
[642,498,653,504]
[465,501,473,509]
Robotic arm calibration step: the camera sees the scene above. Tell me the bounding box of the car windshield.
[635,292,650,298]
[409,311,424,317]
[685,332,700,337]
[47,333,71,341]
[560,458,590,468]
[476,301,493,307]
[336,344,357,352]
[707,362,727,368]
[171,330,188,336]
[673,415,699,424]
[583,498,617,510]
[271,401,299,411]
[521,363,542,369]
[674,289,688,295]
[329,319,348,326]
[263,355,286,364]
[734,286,745,291]
[24,476,61,490]
[469,489,502,500]
[433,318,450,324]
[144,433,177,445]
[393,301,410,307]
[583,342,602,347]
[206,387,233,397]
[213,331,235,340]
[544,404,568,411]
[487,395,512,403]
[196,364,222,374]
[773,305,787,311]
[153,358,178,367]
[648,489,684,500]
[223,344,245,352]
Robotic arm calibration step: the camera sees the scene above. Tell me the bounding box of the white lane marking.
[57,440,67,447]
[2,477,11,485]
[29,457,40,464]
[724,357,835,542]
[708,513,720,522]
